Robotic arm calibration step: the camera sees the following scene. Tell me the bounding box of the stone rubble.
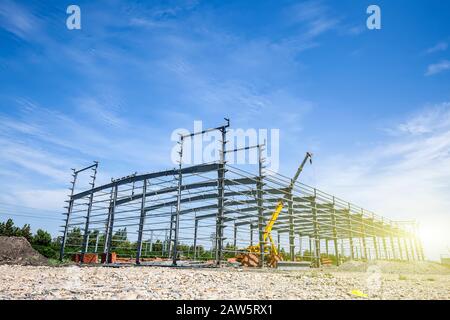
[0,261,449,300]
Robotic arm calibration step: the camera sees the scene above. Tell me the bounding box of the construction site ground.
[0,260,449,300]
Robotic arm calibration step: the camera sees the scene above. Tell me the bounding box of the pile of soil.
[0,236,48,266]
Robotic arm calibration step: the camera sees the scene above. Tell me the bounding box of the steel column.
[360,212,368,260]
[135,179,148,264]
[382,237,388,259]
[288,192,295,261]
[105,184,118,263]
[403,237,410,261]
[215,125,228,266]
[312,191,321,267]
[331,198,340,266]
[59,169,78,261]
[397,237,404,260]
[193,219,198,259]
[257,143,265,267]
[172,138,184,266]
[346,207,355,260]
[81,162,98,263]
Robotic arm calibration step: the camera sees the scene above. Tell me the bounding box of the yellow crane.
[246,152,313,267]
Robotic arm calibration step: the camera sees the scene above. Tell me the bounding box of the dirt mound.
[338,260,450,275]
[0,236,48,266]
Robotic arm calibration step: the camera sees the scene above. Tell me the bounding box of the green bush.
[32,229,52,246]
[32,244,59,259]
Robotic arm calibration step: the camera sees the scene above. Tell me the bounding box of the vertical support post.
[233,223,237,255]
[257,142,265,267]
[331,198,340,266]
[94,232,99,253]
[311,190,321,267]
[346,206,355,260]
[309,237,312,261]
[164,229,168,257]
[288,192,295,261]
[215,122,228,266]
[389,223,397,260]
[419,237,425,261]
[277,232,281,253]
[172,136,184,266]
[415,222,425,261]
[371,219,379,260]
[168,207,174,257]
[193,219,198,259]
[194,218,198,260]
[105,184,118,263]
[298,233,302,259]
[360,211,368,260]
[397,237,404,260]
[149,230,154,253]
[81,162,99,263]
[409,237,416,261]
[413,237,421,261]
[250,224,254,246]
[382,236,388,260]
[135,179,148,264]
[103,187,114,254]
[359,238,363,259]
[403,237,410,261]
[60,168,78,261]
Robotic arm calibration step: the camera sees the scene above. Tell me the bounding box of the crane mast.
[244,152,313,267]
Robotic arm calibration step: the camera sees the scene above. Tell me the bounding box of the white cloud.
[425,42,448,55]
[0,0,40,40]
[0,138,72,182]
[285,0,339,40]
[13,189,68,211]
[313,104,450,261]
[425,60,450,76]
[76,97,126,128]
[396,103,450,135]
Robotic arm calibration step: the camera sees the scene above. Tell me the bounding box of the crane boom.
[242,152,313,267]
[287,151,313,193]
[259,152,313,259]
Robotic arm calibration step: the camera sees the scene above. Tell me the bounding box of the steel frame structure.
[59,123,424,267]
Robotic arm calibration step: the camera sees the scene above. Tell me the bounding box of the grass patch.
[398,274,408,280]
[47,258,73,266]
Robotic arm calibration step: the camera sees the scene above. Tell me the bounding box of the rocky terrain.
[0,261,448,300]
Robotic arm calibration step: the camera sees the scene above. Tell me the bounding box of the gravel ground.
[0,262,449,300]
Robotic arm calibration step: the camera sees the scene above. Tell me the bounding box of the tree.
[33,229,52,246]
[19,224,33,242]
[152,239,163,253]
[66,228,82,246]
[0,218,19,236]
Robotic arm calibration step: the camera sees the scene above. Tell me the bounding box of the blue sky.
[0,0,449,260]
